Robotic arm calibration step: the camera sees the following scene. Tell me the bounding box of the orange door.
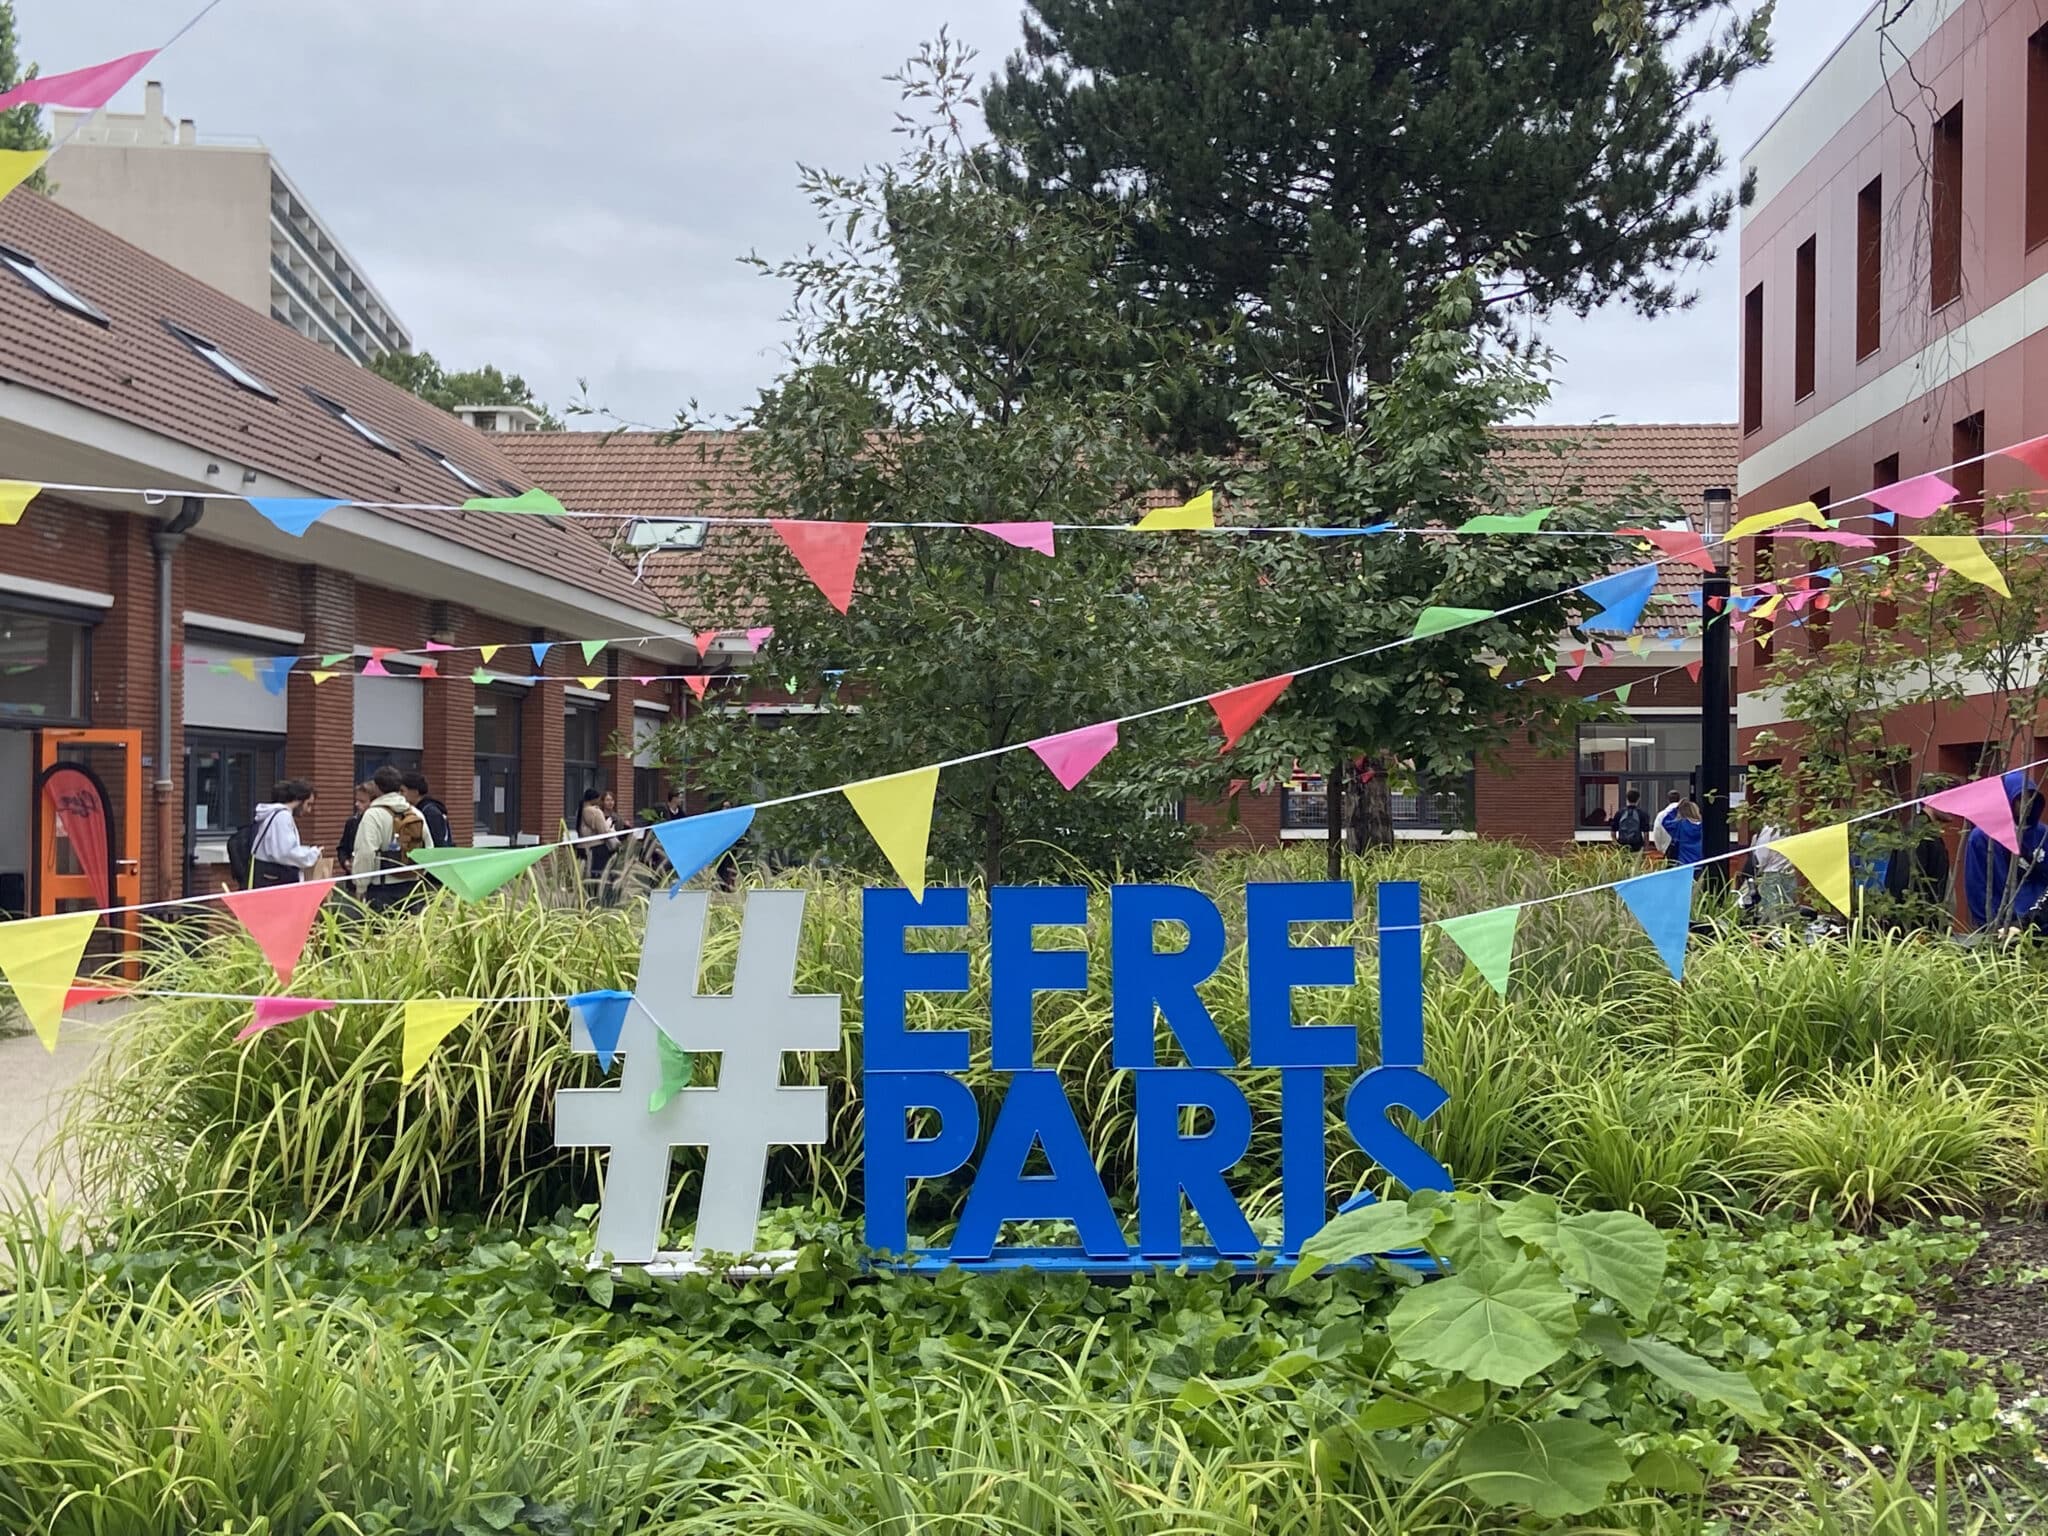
[34,728,143,975]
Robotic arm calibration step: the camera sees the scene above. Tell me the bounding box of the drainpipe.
[151,497,205,900]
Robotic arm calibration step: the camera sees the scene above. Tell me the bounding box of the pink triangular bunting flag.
[0,49,157,113]
[1686,661,1703,682]
[1927,774,2020,853]
[361,657,390,677]
[772,520,867,613]
[1867,473,1959,521]
[977,522,1056,557]
[422,641,453,653]
[695,630,720,658]
[1029,721,1118,790]
[1621,527,1716,573]
[1209,675,1292,753]
[220,882,330,987]
[683,675,709,700]
[745,626,774,648]
[236,997,336,1043]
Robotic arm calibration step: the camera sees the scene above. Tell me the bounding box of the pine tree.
[0,1,50,156]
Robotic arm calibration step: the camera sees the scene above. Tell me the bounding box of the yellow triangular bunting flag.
[1726,501,1824,541]
[1752,594,1783,623]
[480,645,501,664]
[842,766,940,899]
[402,998,480,1083]
[0,149,48,203]
[1906,536,2010,597]
[1487,661,1506,679]
[310,670,336,684]
[0,479,41,526]
[1136,489,1215,530]
[227,657,257,683]
[1772,823,1852,916]
[0,909,99,1051]
[578,675,603,690]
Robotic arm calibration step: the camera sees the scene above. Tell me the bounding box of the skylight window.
[306,388,400,457]
[0,244,107,324]
[165,323,275,398]
[414,441,490,496]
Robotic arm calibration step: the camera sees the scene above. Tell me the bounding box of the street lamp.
[1699,487,1734,887]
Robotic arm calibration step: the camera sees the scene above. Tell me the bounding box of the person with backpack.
[229,780,321,889]
[400,770,451,850]
[1608,788,1649,853]
[335,780,376,878]
[352,765,430,913]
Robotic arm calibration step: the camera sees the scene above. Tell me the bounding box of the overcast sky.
[22,0,1874,430]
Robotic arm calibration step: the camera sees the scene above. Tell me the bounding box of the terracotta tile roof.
[1493,422,1738,514]
[0,191,662,615]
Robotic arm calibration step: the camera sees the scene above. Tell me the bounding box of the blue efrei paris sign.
[862,880,1450,1269]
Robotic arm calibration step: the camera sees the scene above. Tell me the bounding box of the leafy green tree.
[1219,282,1661,871]
[984,0,1772,435]
[656,39,1220,885]
[371,349,560,428]
[0,2,50,162]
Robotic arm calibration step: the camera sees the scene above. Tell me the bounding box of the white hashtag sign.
[554,888,840,1263]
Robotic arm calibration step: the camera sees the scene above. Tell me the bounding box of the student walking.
[1658,797,1705,865]
[1608,788,1650,852]
[400,770,451,850]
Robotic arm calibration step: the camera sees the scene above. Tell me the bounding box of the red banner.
[39,763,113,911]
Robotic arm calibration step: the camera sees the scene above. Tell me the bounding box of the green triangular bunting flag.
[1436,906,1521,997]
[320,652,350,667]
[409,844,554,901]
[579,639,606,663]
[650,1029,693,1112]
[462,486,566,515]
[1458,506,1550,534]
[1412,605,1494,639]
[1615,683,1633,704]
[470,668,494,685]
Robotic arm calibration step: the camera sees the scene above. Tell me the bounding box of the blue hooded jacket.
[1964,780,2046,927]
[1659,805,1703,865]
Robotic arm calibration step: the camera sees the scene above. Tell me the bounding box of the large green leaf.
[1551,1209,1667,1318]
[1455,1418,1631,1517]
[1286,1200,1441,1289]
[1387,1254,1577,1386]
[1494,1193,1559,1248]
[1629,1447,1707,1494]
[1624,1337,1770,1423]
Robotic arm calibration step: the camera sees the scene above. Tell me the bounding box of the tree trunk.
[1325,753,1344,880]
[1353,755,1395,853]
[982,771,1004,889]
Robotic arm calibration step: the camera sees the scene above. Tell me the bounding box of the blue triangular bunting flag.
[1302,522,1395,538]
[567,989,633,1073]
[1614,865,1695,982]
[247,496,342,537]
[649,806,754,893]
[530,642,552,669]
[257,656,296,696]
[1580,563,1659,633]
[1869,510,1897,526]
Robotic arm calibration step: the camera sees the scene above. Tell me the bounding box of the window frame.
[0,242,108,325]
[306,387,402,457]
[1574,718,1704,836]
[0,599,94,726]
[165,322,277,399]
[415,441,491,496]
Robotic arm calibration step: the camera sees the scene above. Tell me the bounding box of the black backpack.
[224,806,287,888]
[1614,804,1648,850]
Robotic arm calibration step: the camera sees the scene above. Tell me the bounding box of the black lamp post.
[1699,486,1734,888]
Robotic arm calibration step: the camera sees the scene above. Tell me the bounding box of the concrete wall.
[45,142,274,315]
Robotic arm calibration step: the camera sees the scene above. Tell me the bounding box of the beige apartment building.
[46,82,410,366]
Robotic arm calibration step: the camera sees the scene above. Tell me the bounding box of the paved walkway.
[0,1005,120,1214]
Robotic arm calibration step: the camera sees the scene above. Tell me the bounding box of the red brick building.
[0,192,697,922]
[501,423,1738,855]
[1736,0,2048,775]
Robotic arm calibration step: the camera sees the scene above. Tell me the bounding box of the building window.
[165,322,276,399]
[1931,101,1964,310]
[0,604,90,724]
[1576,722,1703,832]
[1793,236,1817,400]
[1871,453,1901,630]
[1856,177,1882,358]
[564,702,603,822]
[306,388,401,457]
[1279,763,1475,836]
[415,441,490,496]
[1953,412,1986,515]
[2031,29,2048,250]
[353,745,421,784]
[0,243,108,324]
[473,688,522,840]
[1742,283,1764,434]
[633,709,668,821]
[185,730,284,893]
